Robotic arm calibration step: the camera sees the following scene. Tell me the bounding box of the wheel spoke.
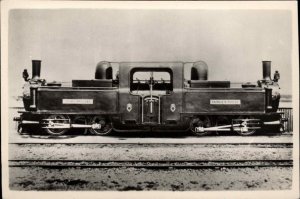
[89,116,112,135]
[234,115,257,136]
[45,114,69,135]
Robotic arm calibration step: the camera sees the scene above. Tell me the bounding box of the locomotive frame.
[15,60,285,136]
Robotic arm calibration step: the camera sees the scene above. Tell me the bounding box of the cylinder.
[95,61,112,79]
[262,61,271,81]
[32,60,41,80]
[191,61,208,80]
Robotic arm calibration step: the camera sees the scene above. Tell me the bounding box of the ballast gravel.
[10,166,292,190]
[9,141,293,191]
[10,144,292,161]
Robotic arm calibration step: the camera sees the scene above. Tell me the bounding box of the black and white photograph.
[1,1,299,199]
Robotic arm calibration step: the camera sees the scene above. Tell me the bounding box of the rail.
[9,159,293,169]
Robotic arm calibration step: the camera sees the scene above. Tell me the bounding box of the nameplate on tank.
[62,99,93,104]
[210,99,241,105]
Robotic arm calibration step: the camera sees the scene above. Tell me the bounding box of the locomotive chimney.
[262,61,271,81]
[32,60,41,80]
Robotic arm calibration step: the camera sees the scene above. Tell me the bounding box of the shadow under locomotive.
[15,60,286,137]
[17,126,284,139]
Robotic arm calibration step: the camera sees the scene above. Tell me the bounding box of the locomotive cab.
[130,68,173,124]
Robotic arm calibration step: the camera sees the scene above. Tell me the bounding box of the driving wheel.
[45,114,69,135]
[190,116,212,136]
[89,116,113,135]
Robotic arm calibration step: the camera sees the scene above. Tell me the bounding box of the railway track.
[9,136,293,190]
[9,159,293,169]
[9,142,292,162]
[9,142,293,147]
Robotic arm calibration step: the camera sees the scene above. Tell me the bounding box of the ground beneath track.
[10,166,292,191]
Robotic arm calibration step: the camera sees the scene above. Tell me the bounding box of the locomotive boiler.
[14,60,284,136]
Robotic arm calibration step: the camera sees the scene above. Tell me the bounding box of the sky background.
[8,9,292,97]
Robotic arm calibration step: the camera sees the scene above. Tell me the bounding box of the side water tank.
[191,61,208,80]
[95,61,113,79]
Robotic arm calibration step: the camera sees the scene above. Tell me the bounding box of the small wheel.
[234,115,257,136]
[190,116,211,136]
[72,116,88,135]
[89,116,112,135]
[215,116,231,134]
[45,114,69,135]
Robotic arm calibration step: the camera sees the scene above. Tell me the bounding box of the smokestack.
[32,60,41,80]
[262,61,271,81]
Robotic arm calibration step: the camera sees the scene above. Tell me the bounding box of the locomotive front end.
[22,60,45,111]
[258,61,281,113]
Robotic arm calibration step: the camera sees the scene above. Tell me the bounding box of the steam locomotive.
[14,60,284,136]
